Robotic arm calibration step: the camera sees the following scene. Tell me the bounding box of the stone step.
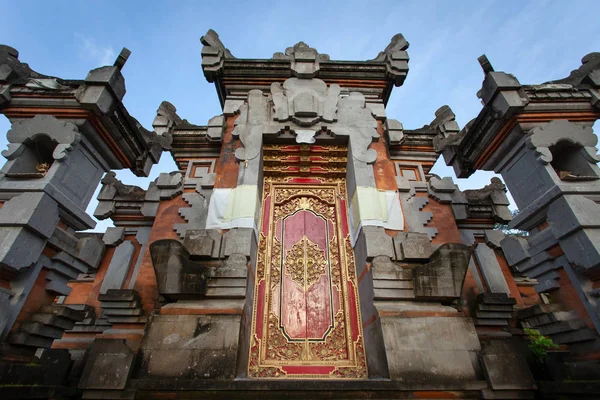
[39,305,85,322]
[477,304,514,312]
[552,328,597,345]
[7,331,54,348]
[536,319,586,336]
[205,287,246,298]
[373,288,415,300]
[98,289,140,302]
[372,279,413,290]
[106,316,148,324]
[207,278,247,288]
[68,325,108,333]
[475,318,509,326]
[100,300,140,309]
[475,310,514,319]
[19,322,64,339]
[516,303,562,320]
[30,313,75,331]
[521,311,577,328]
[102,308,142,316]
[371,268,413,281]
[481,389,535,399]
[477,293,517,305]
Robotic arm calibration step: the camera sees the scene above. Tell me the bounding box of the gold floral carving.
[284,236,328,289]
[309,312,348,361]
[270,237,281,289]
[266,313,303,361]
[249,335,285,378]
[273,196,334,221]
[274,188,336,205]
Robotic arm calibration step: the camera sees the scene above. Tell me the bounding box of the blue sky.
[1,0,599,231]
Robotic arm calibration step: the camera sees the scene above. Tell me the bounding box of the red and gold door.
[248,145,367,378]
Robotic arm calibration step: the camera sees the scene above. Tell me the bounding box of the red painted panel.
[306,274,333,339]
[280,273,307,339]
[261,195,271,235]
[256,281,265,338]
[282,365,336,375]
[347,281,359,341]
[340,199,349,237]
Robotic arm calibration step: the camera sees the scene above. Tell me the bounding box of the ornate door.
[248,167,367,379]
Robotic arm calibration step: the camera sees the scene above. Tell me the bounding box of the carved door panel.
[248,177,367,379]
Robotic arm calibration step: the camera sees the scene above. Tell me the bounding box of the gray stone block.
[360,226,394,260]
[102,227,125,247]
[481,340,535,390]
[0,192,59,238]
[223,228,254,258]
[78,339,134,390]
[183,229,215,259]
[392,232,433,261]
[0,227,47,272]
[475,243,511,295]
[149,239,209,301]
[99,240,135,294]
[381,316,480,383]
[500,236,531,267]
[84,66,126,100]
[413,243,471,301]
[138,314,240,379]
[75,236,105,269]
[485,230,506,249]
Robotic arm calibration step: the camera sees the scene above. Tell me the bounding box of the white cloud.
[75,33,115,67]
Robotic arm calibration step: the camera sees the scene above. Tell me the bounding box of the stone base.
[135,313,241,380]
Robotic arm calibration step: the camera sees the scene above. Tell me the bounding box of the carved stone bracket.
[526,119,600,165]
[371,34,410,86]
[272,41,330,78]
[2,115,81,161]
[200,29,235,82]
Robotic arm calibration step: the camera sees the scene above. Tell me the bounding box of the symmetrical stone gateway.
[0,34,599,399]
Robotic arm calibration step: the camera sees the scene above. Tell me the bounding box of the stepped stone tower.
[0,33,599,399]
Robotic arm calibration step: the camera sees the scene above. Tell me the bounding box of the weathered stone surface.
[381,316,480,383]
[99,240,135,294]
[0,192,59,238]
[480,340,535,390]
[413,243,471,301]
[183,229,216,259]
[392,232,433,261]
[138,314,240,379]
[223,228,254,258]
[361,226,394,260]
[75,235,105,269]
[149,239,209,301]
[474,243,511,295]
[102,227,125,247]
[78,339,134,390]
[485,230,505,249]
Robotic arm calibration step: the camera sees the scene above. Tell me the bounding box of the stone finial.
[0,44,51,84]
[550,52,600,88]
[477,54,494,75]
[370,33,410,86]
[200,29,235,82]
[273,41,330,78]
[113,48,131,70]
[430,105,461,153]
